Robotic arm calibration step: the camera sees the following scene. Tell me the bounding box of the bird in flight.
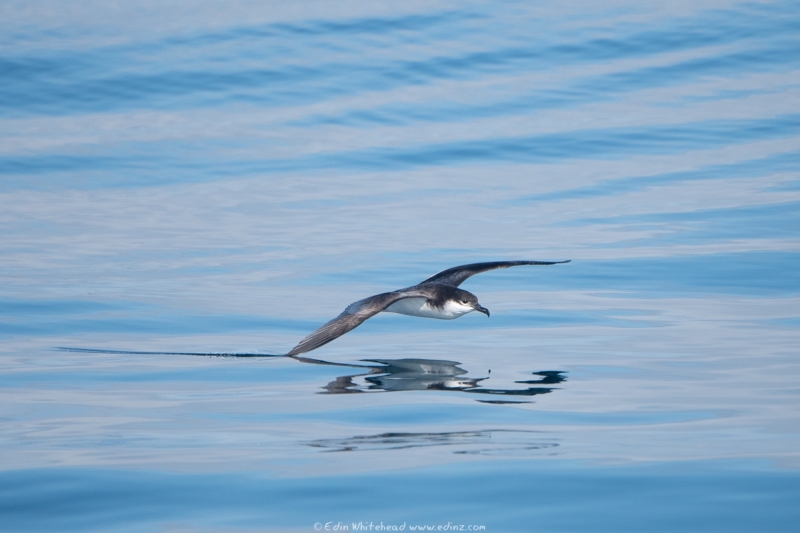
[287,260,570,356]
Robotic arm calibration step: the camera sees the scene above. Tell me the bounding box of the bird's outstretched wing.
[286,290,427,356]
[419,260,570,288]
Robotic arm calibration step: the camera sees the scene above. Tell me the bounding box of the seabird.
[287,260,570,356]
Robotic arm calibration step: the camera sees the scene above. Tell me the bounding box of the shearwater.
[287,260,570,356]
[58,261,569,358]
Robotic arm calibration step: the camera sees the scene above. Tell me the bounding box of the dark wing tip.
[286,291,426,357]
[286,307,374,356]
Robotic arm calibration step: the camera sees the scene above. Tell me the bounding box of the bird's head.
[450,288,490,317]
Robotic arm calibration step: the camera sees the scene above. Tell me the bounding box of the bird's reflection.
[57,347,566,455]
[293,357,567,453]
[57,347,566,402]
[291,355,566,401]
[307,429,560,454]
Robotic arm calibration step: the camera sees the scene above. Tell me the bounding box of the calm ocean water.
[1,0,799,531]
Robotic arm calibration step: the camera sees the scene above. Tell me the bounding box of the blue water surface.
[1,0,799,531]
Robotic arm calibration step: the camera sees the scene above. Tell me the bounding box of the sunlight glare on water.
[1,0,799,531]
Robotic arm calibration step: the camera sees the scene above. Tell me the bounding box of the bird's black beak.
[474,304,490,317]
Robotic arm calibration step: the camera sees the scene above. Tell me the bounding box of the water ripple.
[1,3,797,116]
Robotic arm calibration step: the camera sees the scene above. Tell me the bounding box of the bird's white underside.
[384,298,475,319]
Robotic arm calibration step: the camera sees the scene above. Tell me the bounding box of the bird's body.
[385,296,473,319]
[286,260,570,357]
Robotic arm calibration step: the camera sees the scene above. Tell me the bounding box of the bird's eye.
[462,299,468,304]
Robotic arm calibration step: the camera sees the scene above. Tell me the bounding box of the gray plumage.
[286,260,570,356]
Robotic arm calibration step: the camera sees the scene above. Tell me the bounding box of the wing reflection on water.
[291,355,566,402]
[57,348,565,403]
[293,357,566,455]
[307,429,560,455]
